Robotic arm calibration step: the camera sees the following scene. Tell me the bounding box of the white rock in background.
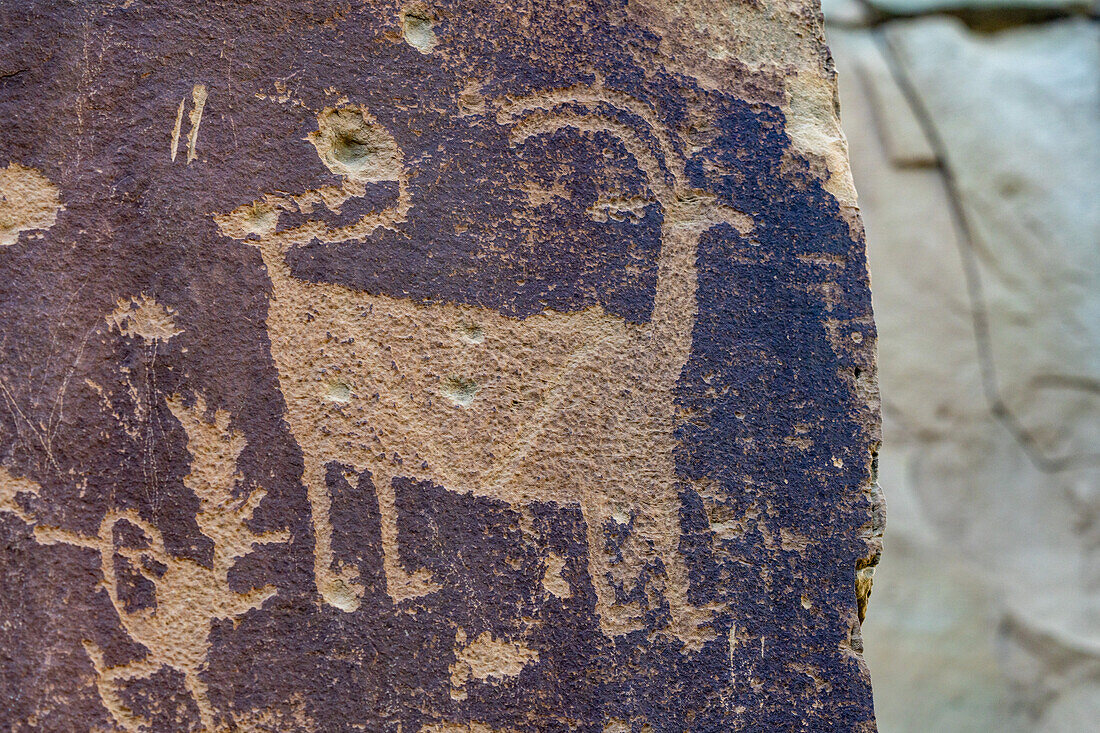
[885,17,1100,470]
[829,15,1100,732]
[820,0,875,27]
[830,26,1020,731]
[829,28,988,445]
[863,0,1093,15]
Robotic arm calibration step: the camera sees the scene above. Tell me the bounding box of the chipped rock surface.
[0,1,879,730]
[827,3,1100,731]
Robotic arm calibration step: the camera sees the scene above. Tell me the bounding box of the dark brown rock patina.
[0,1,882,730]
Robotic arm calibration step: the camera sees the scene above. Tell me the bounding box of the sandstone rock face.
[0,2,880,730]
[827,5,1100,731]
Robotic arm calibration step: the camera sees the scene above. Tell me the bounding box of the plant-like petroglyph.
[0,296,291,728]
[107,295,184,343]
[216,86,754,649]
[25,391,289,732]
[3,289,289,732]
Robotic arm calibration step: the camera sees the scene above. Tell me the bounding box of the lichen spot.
[441,376,478,407]
[457,323,484,344]
[326,382,351,403]
[401,6,437,54]
[0,163,62,246]
[326,578,359,612]
[213,200,278,240]
[238,201,278,237]
[308,106,402,184]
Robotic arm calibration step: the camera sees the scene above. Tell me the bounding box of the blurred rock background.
[823,1,1100,729]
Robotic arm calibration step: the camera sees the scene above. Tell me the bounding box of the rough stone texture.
[0,1,881,731]
[826,4,1100,731]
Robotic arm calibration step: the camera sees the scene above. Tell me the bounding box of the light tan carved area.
[2,302,290,732]
[603,721,655,733]
[217,86,754,650]
[626,0,857,209]
[216,105,411,250]
[106,295,184,342]
[400,4,438,54]
[224,692,317,732]
[419,723,518,733]
[0,162,62,246]
[540,552,572,599]
[186,84,208,164]
[32,393,288,732]
[0,464,41,524]
[449,629,540,701]
[171,83,208,164]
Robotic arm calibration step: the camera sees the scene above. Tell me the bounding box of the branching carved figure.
[30,393,288,732]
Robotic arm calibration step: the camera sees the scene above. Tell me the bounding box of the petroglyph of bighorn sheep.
[216,87,753,649]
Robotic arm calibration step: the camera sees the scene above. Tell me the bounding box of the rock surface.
[0,1,879,731]
[827,4,1100,731]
